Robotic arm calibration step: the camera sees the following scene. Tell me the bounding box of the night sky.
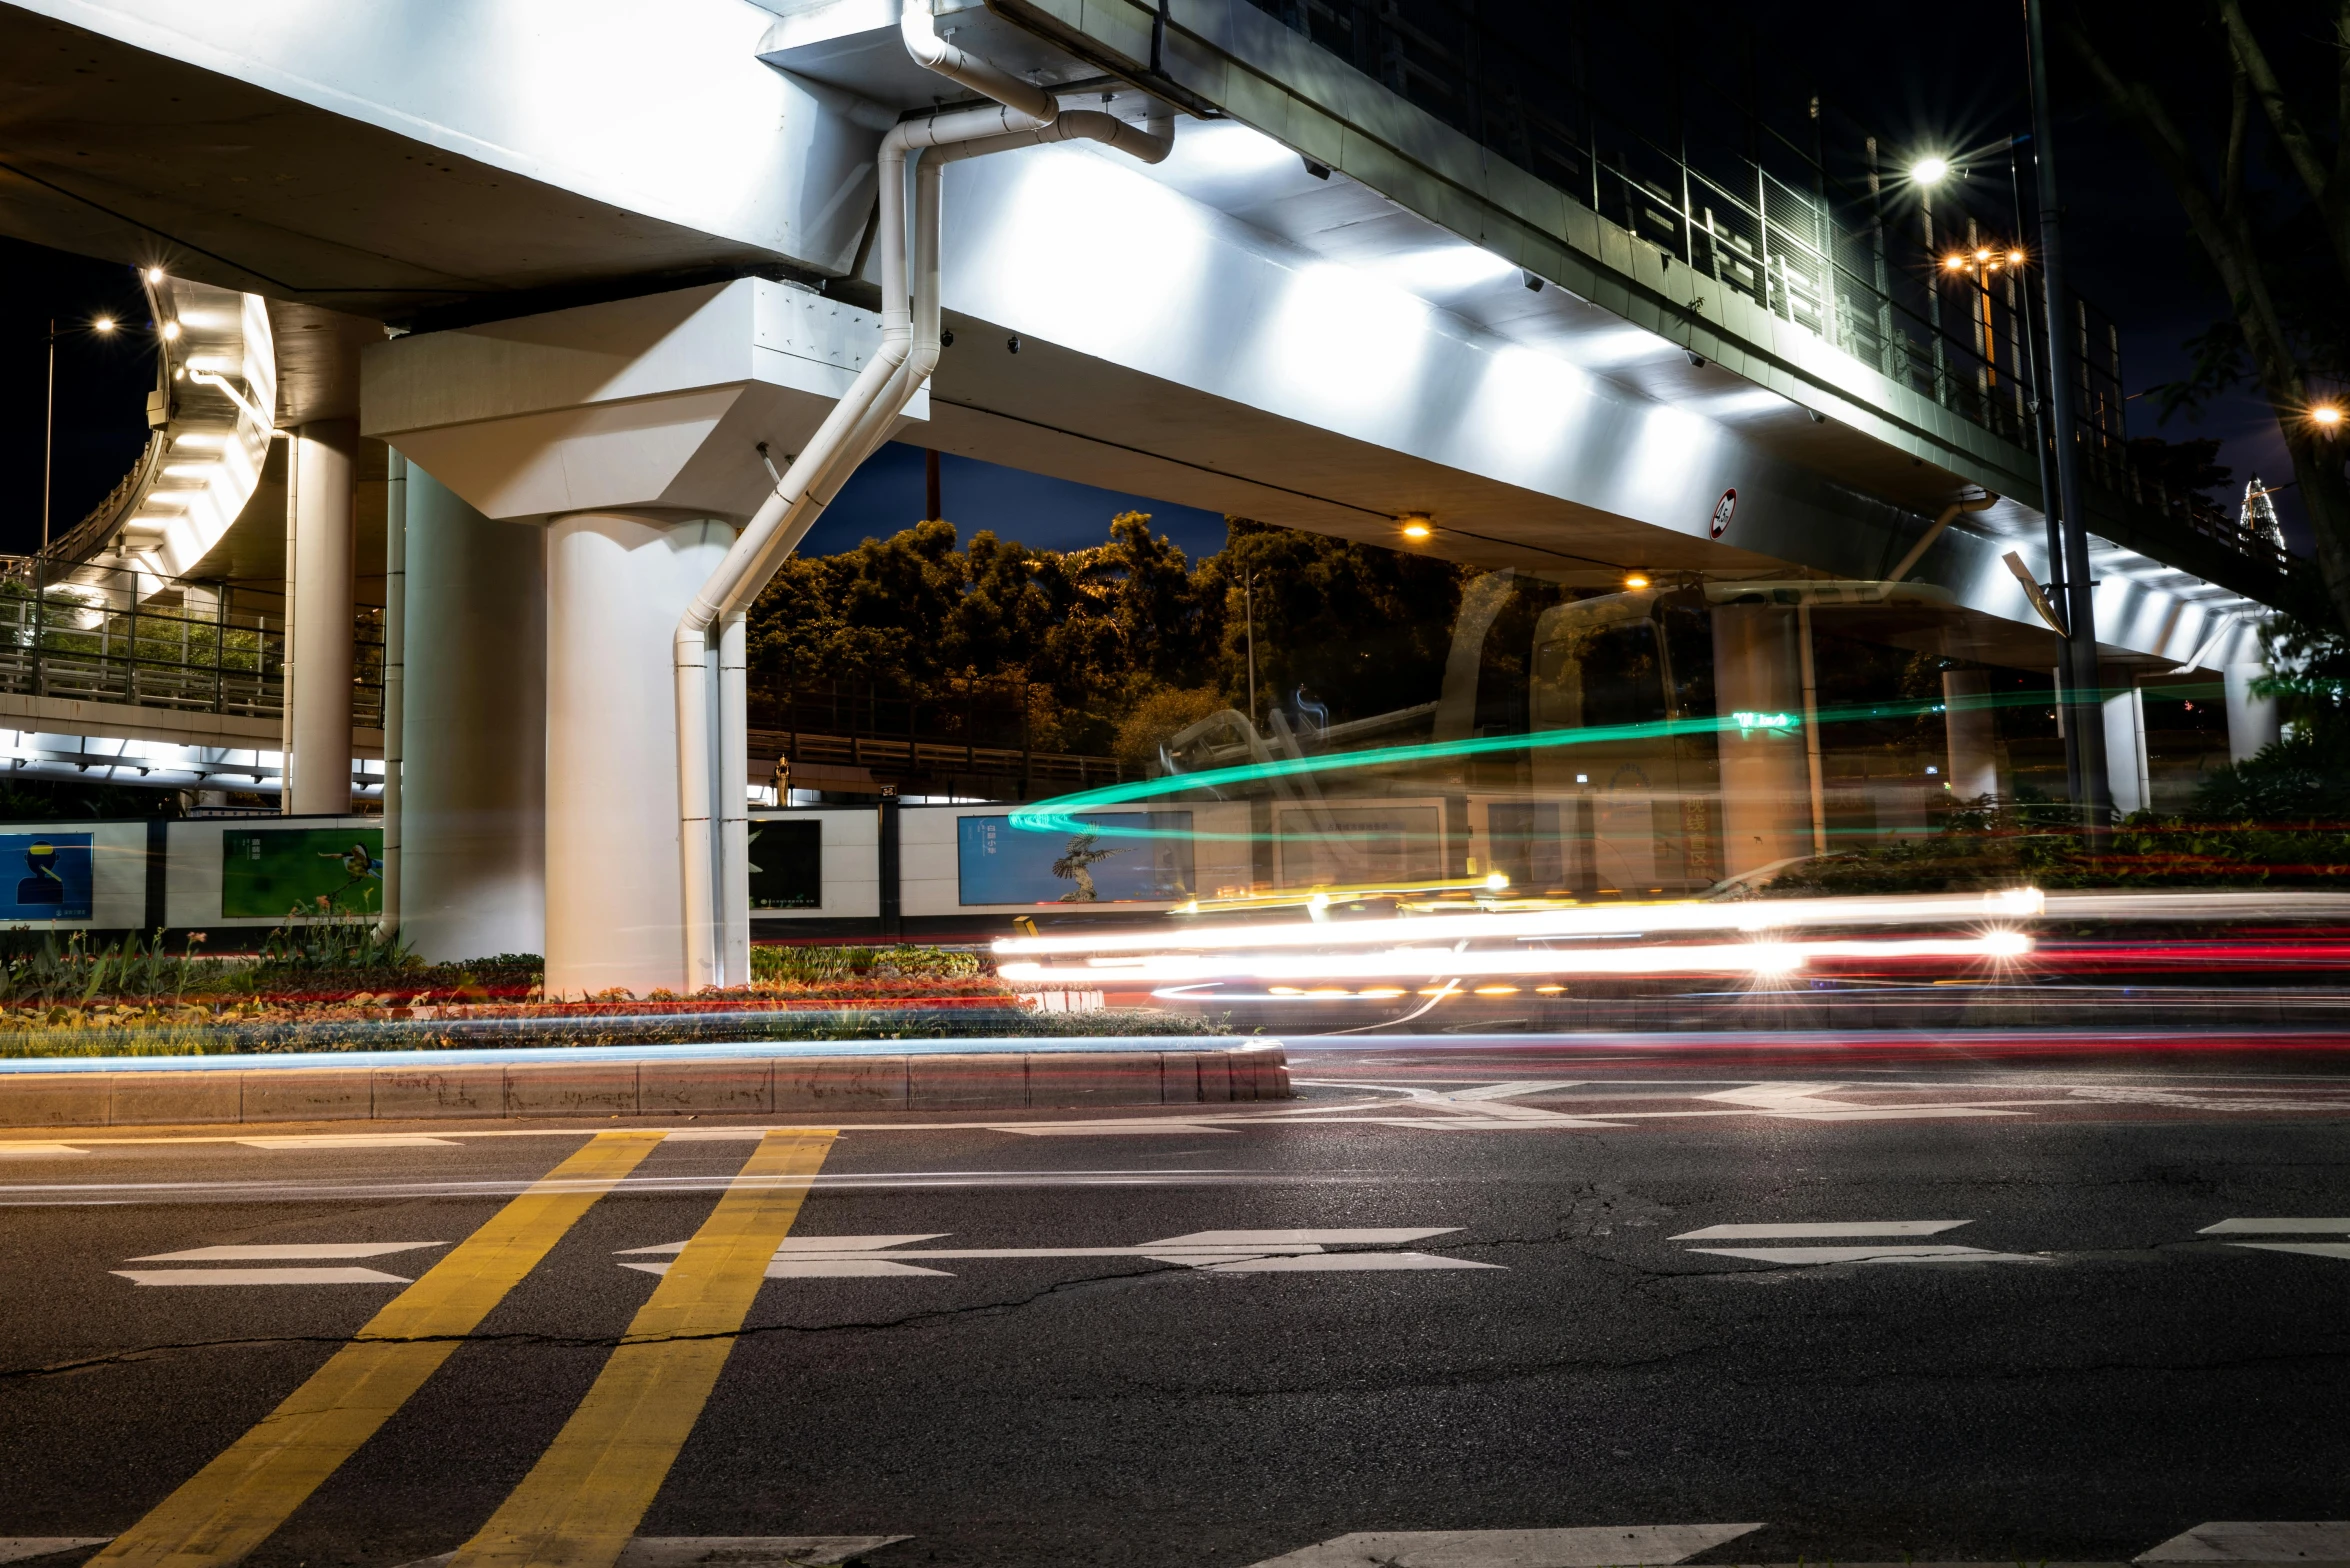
[0,4,2295,562]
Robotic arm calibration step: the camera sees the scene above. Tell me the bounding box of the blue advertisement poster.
[957,811,1194,906]
[0,832,94,922]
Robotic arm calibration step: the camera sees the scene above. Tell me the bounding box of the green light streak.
[1006,684,2138,841]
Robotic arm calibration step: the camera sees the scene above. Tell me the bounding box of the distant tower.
[2241,476,2285,550]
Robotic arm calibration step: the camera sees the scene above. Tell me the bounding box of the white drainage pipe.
[671,0,1175,989]
[373,448,406,943]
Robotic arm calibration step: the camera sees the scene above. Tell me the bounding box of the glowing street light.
[91,316,116,335]
[1399,516,1433,540]
[1911,155,1952,186]
[144,267,165,285]
[2312,402,2344,431]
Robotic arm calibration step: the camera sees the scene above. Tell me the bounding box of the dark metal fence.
[0,560,383,729]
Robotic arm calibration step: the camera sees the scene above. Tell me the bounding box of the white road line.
[2138,1521,2350,1562]
[2199,1218,2350,1234]
[1247,1521,1764,1567]
[111,1267,413,1286]
[1683,1245,2046,1266]
[0,1540,113,1564]
[988,1123,1238,1136]
[129,1242,448,1262]
[393,1537,913,1568]
[239,1135,462,1149]
[0,1145,86,1159]
[1205,1253,1500,1273]
[1672,1221,1970,1240]
[2229,1242,2350,1262]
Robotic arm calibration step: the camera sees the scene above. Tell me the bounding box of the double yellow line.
[95,1128,836,1568]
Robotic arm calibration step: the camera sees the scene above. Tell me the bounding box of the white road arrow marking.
[1700,1083,2020,1121]
[1683,1245,2044,1266]
[2199,1218,2350,1234]
[616,1228,1494,1278]
[2138,1521,2350,1562]
[113,1267,413,1286]
[1246,1521,1763,1567]
[130,1243,447,1262]
[1672,1221,1971,1240]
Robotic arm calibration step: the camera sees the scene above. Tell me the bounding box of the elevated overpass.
[0,0,2290,987]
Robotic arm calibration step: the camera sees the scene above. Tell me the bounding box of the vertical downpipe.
[719,611,750,986]
[374,450,406,942]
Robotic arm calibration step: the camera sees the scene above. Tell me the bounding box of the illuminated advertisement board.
[957,811,1193,906]
[222,828,384,919]
[0,832,93,921]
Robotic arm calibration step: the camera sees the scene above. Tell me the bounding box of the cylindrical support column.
[2224,663,2281,763]
[1711,604,1814,879]
[2102,677,2150,817]
[719,611,751,987]
[1942,669,1999,803]
[374,450,407,942]
[545,512,733,998]
[1796,604,1826,854]
[401,466,547,963]
[287,418,357,815]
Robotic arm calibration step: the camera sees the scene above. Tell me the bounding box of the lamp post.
[40,313,118,554]
[1911,156,1952,408]
[2024,0,2113,831]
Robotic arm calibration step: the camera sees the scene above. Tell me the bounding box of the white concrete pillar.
[1942,670,1999,803]
[544,512,733,998]
[2224,663,2281,763]
[2102,678,2150,816]
[401,467,547,963]
[1712,604,1813,878]
[286,419,357,815]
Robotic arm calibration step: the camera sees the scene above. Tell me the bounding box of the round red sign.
[1709,488,1738,538]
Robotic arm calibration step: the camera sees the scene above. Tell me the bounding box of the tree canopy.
[745,513,1469,757]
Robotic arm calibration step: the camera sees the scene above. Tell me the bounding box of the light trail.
[992,888,2044,959]
[999,932,2031,986]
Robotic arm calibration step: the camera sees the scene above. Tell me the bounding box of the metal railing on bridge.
[1246,0,2281,574]
[755,677,1128,797]
[0,560,383,731]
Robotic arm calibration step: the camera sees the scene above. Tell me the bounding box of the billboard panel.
[957,811,1193,906]
[222,828,384,920]
[0,832,94,922]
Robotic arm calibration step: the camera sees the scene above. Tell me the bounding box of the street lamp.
[2309,401,2343,432]
[1911,155,1953,186]
[42,313,123,555]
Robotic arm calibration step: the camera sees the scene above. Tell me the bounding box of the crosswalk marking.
[1671,1221,1969,1240]
[113,1268,414,1288]
[615,1227,1489,1279]
[131,1243,448,1262]
[1247,1521,1763,1567]
[448,1129,838,1568]
[2199,1218,2350,1234]
[1683,1245,2045,1266]
[2138,1521,2350,1561]
[87,1130,666,1568]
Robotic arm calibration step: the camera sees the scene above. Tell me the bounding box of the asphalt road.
[3,1033,2349,1568]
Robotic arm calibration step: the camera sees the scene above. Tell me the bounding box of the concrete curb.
[0,1043,1291,1128]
